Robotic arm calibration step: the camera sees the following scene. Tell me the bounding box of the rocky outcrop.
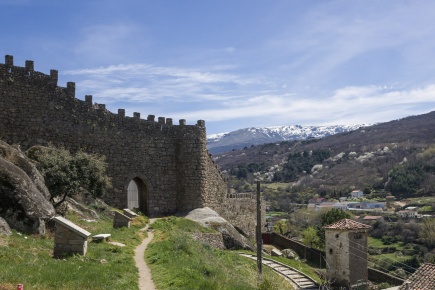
[185,207,254,250]
[0,140,55,234]
[0,217,12,235]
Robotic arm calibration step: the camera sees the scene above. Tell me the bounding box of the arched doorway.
[127,177,148,215]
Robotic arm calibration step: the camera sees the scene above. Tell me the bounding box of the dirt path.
[134,219,157,290]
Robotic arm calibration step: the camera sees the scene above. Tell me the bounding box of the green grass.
[368,237,415,276]
[146,217,294,290]
[368,237,404,250]
[0,211,147,290]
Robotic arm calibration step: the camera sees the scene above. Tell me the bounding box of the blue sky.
[3,0,435,134]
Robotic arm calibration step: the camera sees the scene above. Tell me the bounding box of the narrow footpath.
[134,219,157,290]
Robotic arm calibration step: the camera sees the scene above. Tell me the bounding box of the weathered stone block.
[53,216,91,258]
[113,211,131,228]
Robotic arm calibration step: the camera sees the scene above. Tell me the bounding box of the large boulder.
[0,141,55,234]
[185,207,254,250]
[281,248,300,260]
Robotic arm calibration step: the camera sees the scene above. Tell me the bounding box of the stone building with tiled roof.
[398,263,435,290]
[324,219,371,289]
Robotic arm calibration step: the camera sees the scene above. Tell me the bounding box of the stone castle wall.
[0,55,260,237]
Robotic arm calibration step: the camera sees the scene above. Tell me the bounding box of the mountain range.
[212,110,435,202]
[207,124,367,154]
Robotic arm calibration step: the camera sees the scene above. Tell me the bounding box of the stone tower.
[324,218,371,289]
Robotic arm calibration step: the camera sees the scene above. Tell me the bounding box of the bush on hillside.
[27,145,111,208]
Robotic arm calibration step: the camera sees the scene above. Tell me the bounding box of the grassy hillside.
[145,217,294,290]
[0,211,148,290]
[0,210,299,290]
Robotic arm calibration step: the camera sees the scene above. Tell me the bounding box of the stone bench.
[92,234,111,242]
[123,208,138,218]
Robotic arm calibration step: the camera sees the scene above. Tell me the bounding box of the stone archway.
[127,177,148,215]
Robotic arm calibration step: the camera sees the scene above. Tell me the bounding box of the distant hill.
[207,124,366,154]
[213,110,435,200]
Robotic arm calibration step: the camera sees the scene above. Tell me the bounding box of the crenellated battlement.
[0,55,205,129]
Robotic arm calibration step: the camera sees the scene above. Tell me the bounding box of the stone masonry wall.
[0,55,259,237]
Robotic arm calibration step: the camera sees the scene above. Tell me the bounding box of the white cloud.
[63,60,435,130]
[63,62,259,105]
[170,84,435,126]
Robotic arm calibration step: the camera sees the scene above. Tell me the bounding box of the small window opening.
[354,233,363,239]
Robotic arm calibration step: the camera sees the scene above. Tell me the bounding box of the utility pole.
[256,180,262,282]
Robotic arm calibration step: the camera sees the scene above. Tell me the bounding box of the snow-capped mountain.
[207,124,368,154]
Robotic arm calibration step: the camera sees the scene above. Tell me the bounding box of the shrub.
[381,235,397,245]
[28,145,111,207]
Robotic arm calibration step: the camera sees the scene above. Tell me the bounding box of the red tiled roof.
[323,218,371,230]
[399,263,435,290]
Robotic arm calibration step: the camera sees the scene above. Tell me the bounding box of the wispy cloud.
[62,58,435,131]
[63,63,260,104]
[174,84,435,126]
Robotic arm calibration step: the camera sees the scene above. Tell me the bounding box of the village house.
[397,210,418,218]
[347,202,386,211]
[350,190,364,199]
[309,201,348,211]
[360,215,385,224]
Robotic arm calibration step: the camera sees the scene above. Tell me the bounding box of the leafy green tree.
[302,226,321,249]
[273,220,290,235]
[419,218,435,248]
[28,145,111,208]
